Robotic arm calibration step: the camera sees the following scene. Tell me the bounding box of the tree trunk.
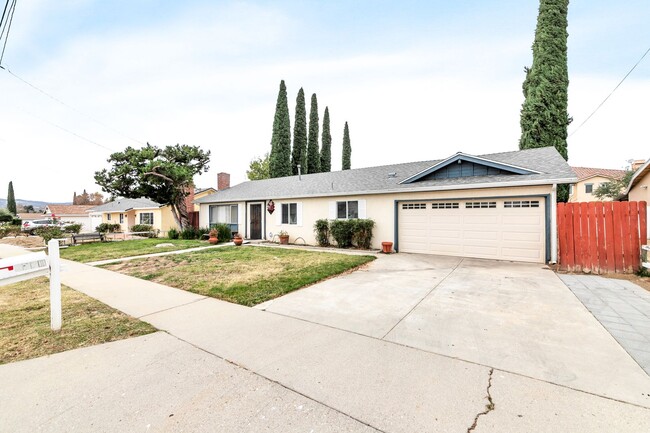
[172,196,190,229]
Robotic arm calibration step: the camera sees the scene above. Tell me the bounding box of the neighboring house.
[89,198,178,234]
[193,187,217,211]
[625,158,650,241]
[196,147,576,264]
[568,167,627,202]
[15,213,40,222]
[44,204,95,232]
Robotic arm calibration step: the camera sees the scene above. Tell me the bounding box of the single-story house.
[89,198,178,234]
[44,204,95,232]
[193,187,217,211]
[625,157,650,241]
[196,147,576,264]
[568,167,627,202]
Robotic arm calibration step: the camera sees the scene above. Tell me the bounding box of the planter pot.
[381,241,393,254]
[279,235,289,245]
[208,236,218,245]
[233,237,243,246]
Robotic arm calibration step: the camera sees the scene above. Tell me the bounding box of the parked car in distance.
[21,219,70,235]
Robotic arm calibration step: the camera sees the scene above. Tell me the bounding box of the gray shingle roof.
[196,147,577,204]
[89,198,162,213]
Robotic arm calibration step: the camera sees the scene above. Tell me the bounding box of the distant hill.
[0,198,71,211]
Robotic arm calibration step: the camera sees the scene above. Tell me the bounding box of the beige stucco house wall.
[100,206,178,234]
[627,163,650,241]
[568,176,617,202]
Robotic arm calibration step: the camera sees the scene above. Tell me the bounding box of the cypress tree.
[269,80,292,178]
[342,122,351,170]
[7,181,16,215]
[291,88,307,175]
[306,93,320,174]
[320,107,332,172]
[519,0,571,161]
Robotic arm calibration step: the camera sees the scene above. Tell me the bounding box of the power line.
[569,46,650,137]
[0,64,146,146]
[0,0,16,65]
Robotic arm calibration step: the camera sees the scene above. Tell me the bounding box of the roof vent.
[387,172,397,178]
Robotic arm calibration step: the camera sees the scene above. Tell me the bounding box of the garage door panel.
[399,198,546,263]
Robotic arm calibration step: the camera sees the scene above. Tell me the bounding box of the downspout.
[550,184,558,264]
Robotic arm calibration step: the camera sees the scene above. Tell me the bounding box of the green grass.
[0,277,156,364]
[60,238,208,263]
[102,246,376,306]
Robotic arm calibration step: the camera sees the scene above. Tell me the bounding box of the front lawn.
[0,277,156,364]
[103,246,376,306]
[60,238,207,263]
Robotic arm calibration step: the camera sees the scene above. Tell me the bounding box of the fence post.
[48,239,62,331]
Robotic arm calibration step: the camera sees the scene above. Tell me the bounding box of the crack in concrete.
[467,368,494,433]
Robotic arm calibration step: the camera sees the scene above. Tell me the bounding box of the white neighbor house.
[196,147,576,264]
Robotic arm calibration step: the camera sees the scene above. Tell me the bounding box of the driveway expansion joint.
[467,368,495,433]
[137,297,208,319]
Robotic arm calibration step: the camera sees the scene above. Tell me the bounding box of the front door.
[250,204,262,239]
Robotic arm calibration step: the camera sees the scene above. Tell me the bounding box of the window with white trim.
[504,200,540,208]
[139,212,154,225]
[465,202,496,209]
[282,203,298,224]
[337,201,358,219]
[585,183,593,194]
[431,202,459,209]
[402,203,427,210]
[209,205,238,226]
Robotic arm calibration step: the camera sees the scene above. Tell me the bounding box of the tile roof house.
[568,167,627,202]
[89,198,178,234]
[44,204,96,232]
[196,147,576,264]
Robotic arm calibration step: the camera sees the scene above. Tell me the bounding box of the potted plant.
[208,229,219,245]
[381,241,393,254]
[233,232,243,246]
[278,230,289,245]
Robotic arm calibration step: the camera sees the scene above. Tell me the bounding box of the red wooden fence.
[557,201,647,274]
[188,211,200,229]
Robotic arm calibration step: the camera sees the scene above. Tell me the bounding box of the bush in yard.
[198,227,210,239]
[167,228,179,239]
[0,210,12,223]
[96,223,121,233]
[213,223,232,242]
[180,226,199,239]
[63,223,83,234]
[130,224,157,238]
[351,219,375,249]
[35,226,64,243]
[10,217,21,226]
[330,220,354,248]
[0,225,21,238]
[313,219,330,247]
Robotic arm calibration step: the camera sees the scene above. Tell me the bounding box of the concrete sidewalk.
[2,243,650,432]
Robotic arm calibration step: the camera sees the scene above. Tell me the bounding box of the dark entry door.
[250,204,262,239]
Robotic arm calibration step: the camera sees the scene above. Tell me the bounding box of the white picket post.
[48,239,62,331]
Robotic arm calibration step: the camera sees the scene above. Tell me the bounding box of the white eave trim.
[625,158,650,194]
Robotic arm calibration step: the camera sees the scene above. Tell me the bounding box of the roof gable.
[572,167,627,181]
[400,153,539,184]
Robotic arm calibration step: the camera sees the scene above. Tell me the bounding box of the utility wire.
[0,0,16,65]
[569,46,650,137]
[0,64,146,145]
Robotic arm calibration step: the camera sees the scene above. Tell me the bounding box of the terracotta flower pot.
[233,237,243,246]
[279,235,289,245]
[381,241,393,254]
[209,236,218,245]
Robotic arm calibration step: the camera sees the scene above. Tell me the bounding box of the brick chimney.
[217,172,230,190]
[184,185,195,211]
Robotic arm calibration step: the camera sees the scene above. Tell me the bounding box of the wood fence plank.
[613,202,625,273]
[588,203,598,273]
[557,203,567,268]
[566,203,576,271]
[580,203,589,271]
[604,202,616,273]
[621,202,633,273]
[641,201,648,245]
[629,201,640,273]
[596,202,607,273]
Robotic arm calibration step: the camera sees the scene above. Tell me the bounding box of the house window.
[585,183,593,194]
[139,212,154,225]
[282,203,298,224]
[465,202,496,209]
[209,204,239,232]
[431,202,459,209]
[119,213,124,224]
[107,214,111,221]
[337,201,358,219]
[569,184,574,196]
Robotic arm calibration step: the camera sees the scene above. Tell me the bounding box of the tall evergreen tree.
[342,122,351,170]
[306,93,320,174]
[519,0,571,161]
[269,80,292,178]
[6,181,16,215]
[320,107,332,172]
[291,88,307,175]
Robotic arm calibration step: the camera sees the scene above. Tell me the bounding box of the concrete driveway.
[258,253,650,406]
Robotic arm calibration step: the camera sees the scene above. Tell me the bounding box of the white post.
[48,239,62,331]
[550,184,558,264]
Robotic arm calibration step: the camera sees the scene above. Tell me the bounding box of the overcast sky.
[1,0,648,203]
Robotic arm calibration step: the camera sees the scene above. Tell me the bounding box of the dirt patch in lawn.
[102,246,376,306]
[0,236,45,249]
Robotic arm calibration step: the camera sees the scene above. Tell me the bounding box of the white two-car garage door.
[398,198,546,263]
